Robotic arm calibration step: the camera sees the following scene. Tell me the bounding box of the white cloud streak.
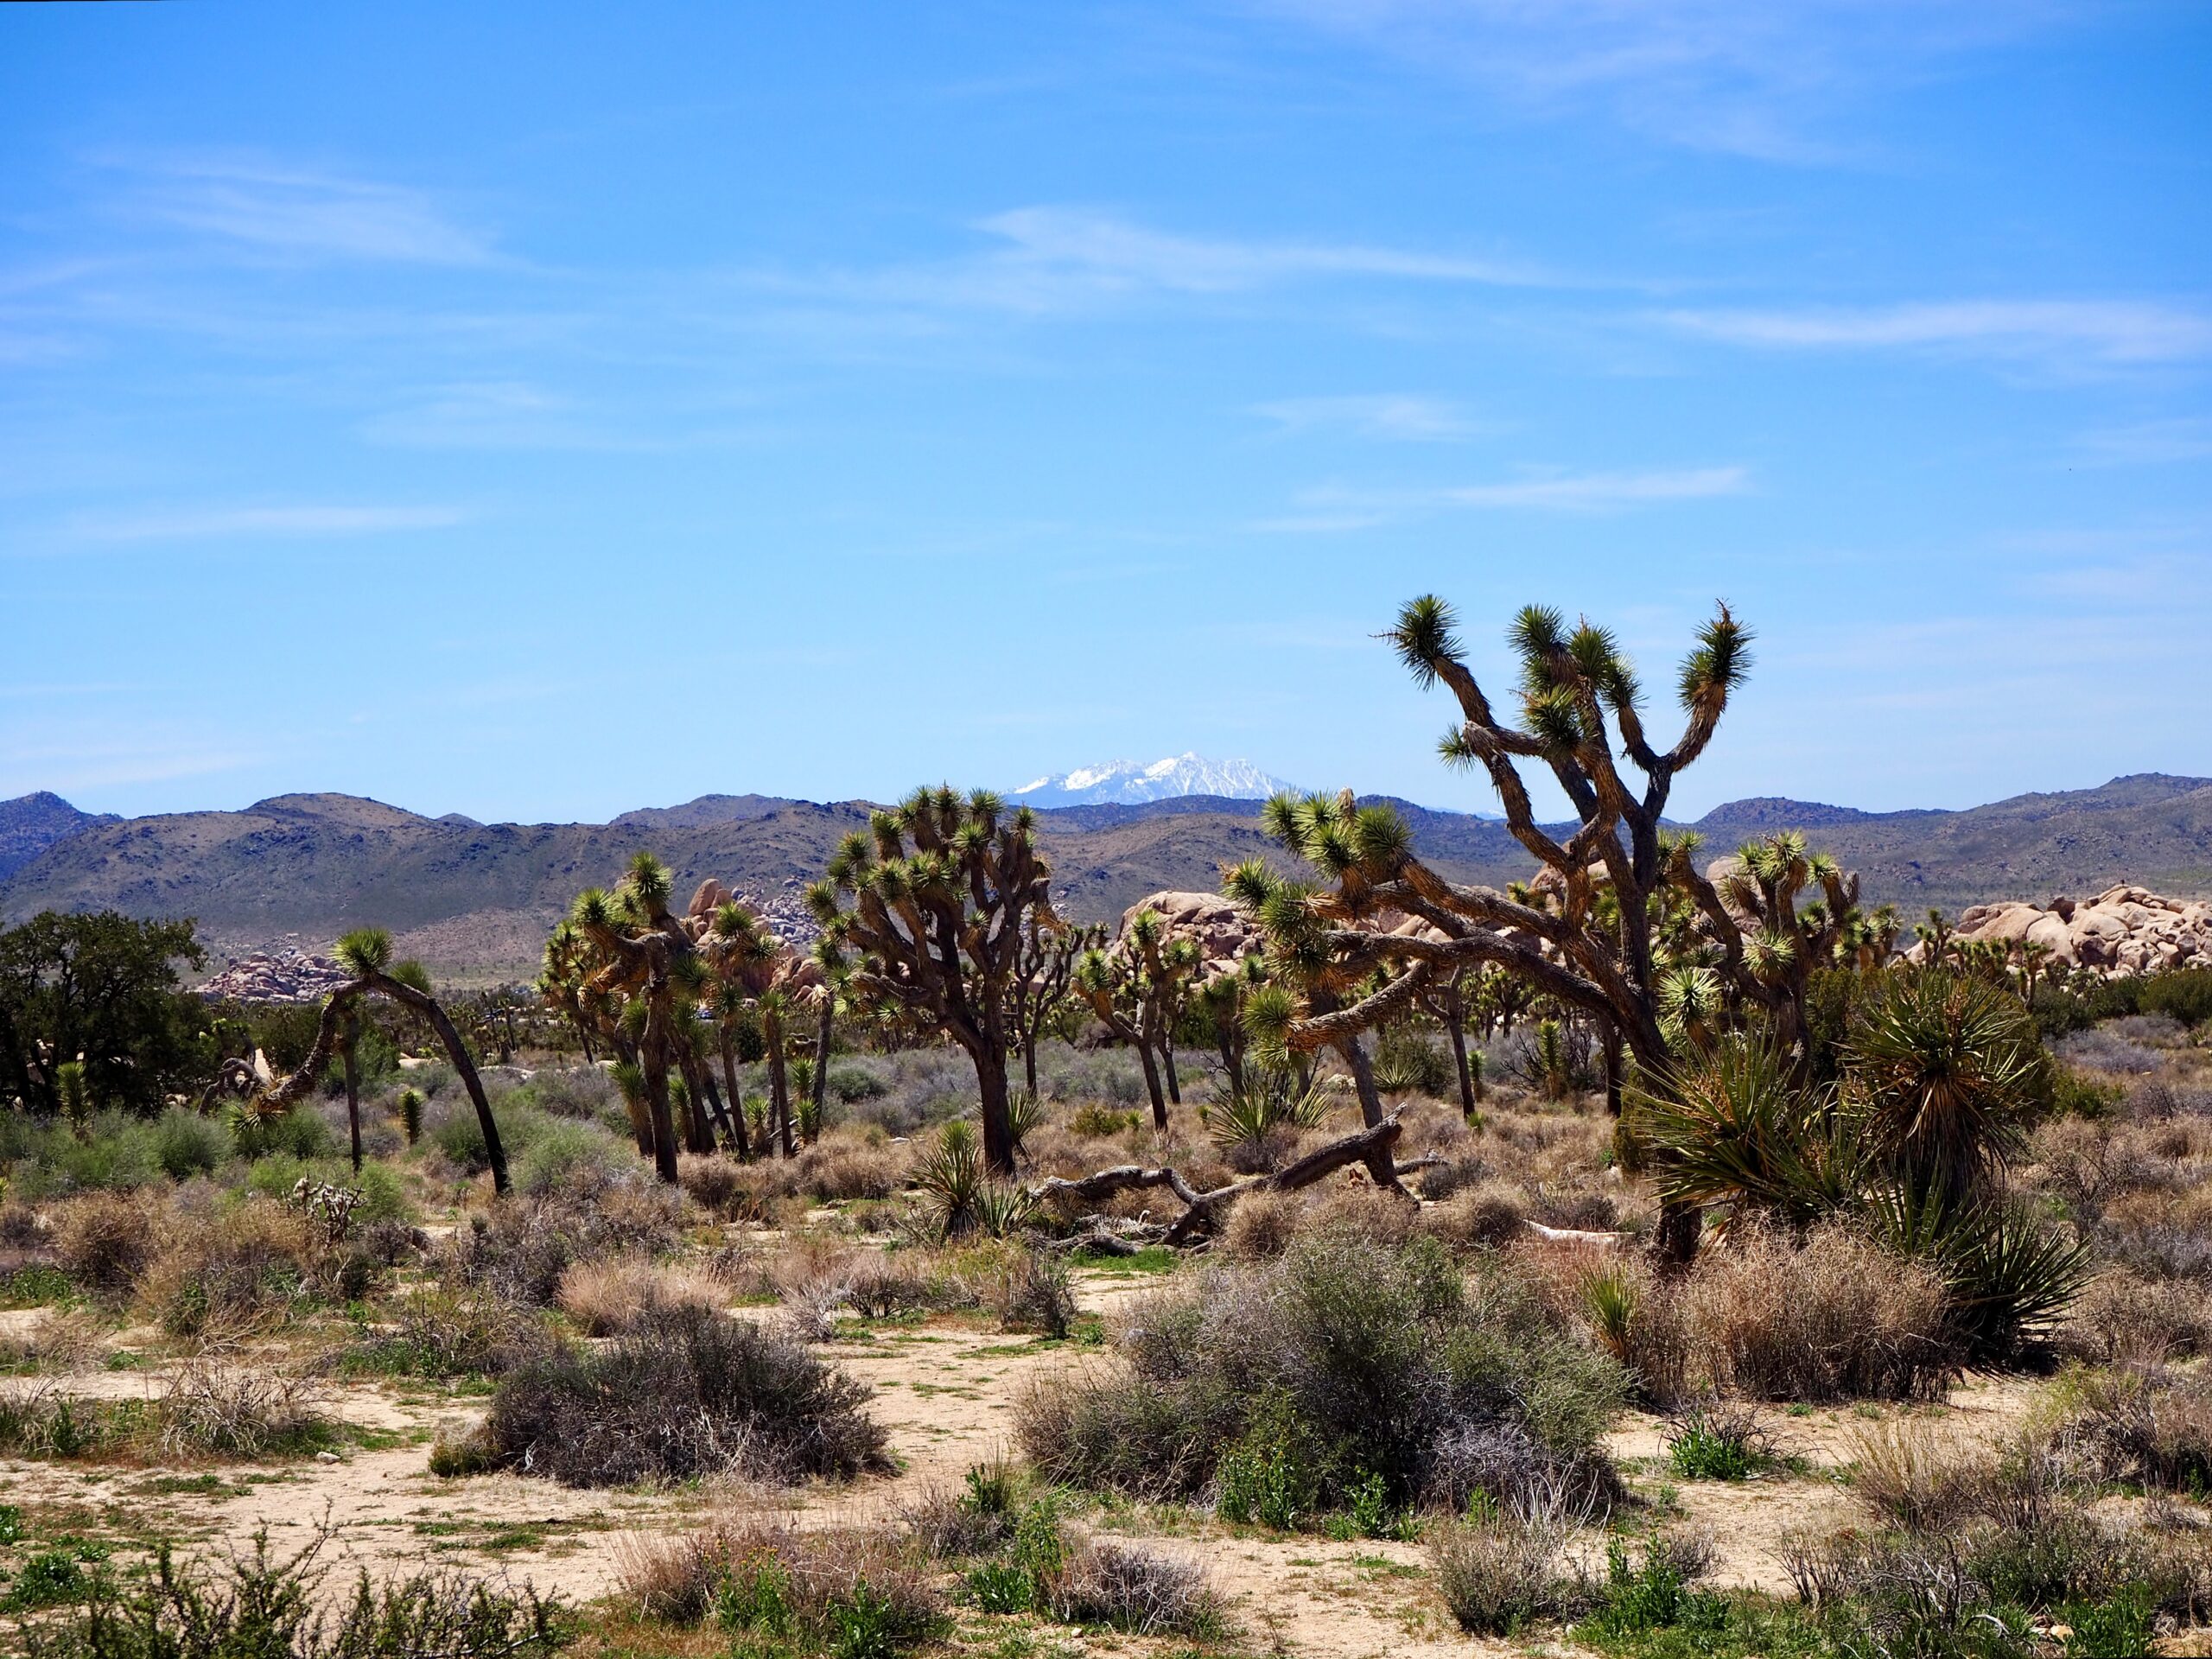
[108,154,493,265]
[1250,393,1481,440]
[1254,464,1750,529]
[73,505,468,543]
[1662,301,2212,365]
[1255,0,2080,160]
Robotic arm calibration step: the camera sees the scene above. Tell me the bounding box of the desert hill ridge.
[1,774,2207,984]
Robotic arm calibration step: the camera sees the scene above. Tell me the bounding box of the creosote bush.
[1017,1228,1624,1521]
[437,1170,688,1307]
[476,1306,888,1487]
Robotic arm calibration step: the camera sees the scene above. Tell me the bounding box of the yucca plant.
[1006,1090,1046,1160]
[397,1086,424,1147]
[1199,1066,1336,1160]
[1871,1187,2088,1363]
[1629,1033,1867,1230]
[914,1119,987,1239]
[55,1059,92,1141]
[969,1182,1041,1241]
[1580,1263,1639,1363]
[1845,967,2051,1205]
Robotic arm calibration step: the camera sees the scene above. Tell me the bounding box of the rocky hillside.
[1,773,2205,984]
[0,791,119,882]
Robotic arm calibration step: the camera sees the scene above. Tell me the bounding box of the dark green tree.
[0,911,207,1119]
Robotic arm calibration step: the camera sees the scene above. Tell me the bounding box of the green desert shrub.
[153,1109,230,1181]
[1016,1229,1624,1521]
[15,1529,572,1659]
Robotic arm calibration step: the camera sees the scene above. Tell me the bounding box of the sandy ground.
[0,1272,2055,1658]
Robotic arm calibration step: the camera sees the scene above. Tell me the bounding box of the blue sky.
[3,2,2207,824]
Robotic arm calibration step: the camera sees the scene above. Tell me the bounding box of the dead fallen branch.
[1032,1116,1427,1249]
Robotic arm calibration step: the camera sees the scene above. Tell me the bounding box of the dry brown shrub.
[0,1203,43,1250]
[1676,1224,1958,1402]
[556,1255,732,1336]
[2063,1268,2212,1363]
[157,1357,327,1458]
[1847,1420,1991,1532]
[792,1133,906,1201]
[50,1188,168,1300]
[137,1198,324,1337]
[1048,1538,1224,1637]
[1423,1180,1530,1252]
[1221,1190,1300,1259]
[612,1514,940,1635]
[0,1309,102,1374]
[676,1154,760,1220]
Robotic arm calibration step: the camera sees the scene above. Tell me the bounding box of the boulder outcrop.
[1920,884,2212,977]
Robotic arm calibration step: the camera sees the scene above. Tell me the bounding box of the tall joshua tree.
[808,786,1052,1177]
[259,928,510,1195]
[1073,909,1201,1128]
[1231,596,1806,1252]
[564,853,733,1182]
[1007,912,1098,1096]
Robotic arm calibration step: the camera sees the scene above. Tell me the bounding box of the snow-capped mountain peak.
[1012,753,1296,808]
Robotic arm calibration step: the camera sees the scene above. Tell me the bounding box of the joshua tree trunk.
[1134,1041,1167,1129]
[341,1011,363,1176]
[1447,1017,1478,1119]
[1022,1033,1039,1096]
[1216,1027,1246,1100]
[976,1050,1015,1174]
[1602,1020,1624,1117]
[717,1033,753,1162]
[766,1012,794,1159]
[1338,1035,1404,1191]
[1161,1042,1181,1106]
[811,997,834,1132]
[640,1006,678,1185]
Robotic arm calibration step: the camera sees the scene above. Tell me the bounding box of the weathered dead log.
[1522,1219,1626,1246]
[1037,1116,1425,1249]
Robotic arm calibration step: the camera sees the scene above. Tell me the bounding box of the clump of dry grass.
[1424,1180,1533,1253]
[156,1357,327,1459]
[49,1188,168,1300]
[342,1281,552,1379]
[1673,1224,1958,1403]
[556,1255,730,1336]
[1047,1538,1224,1637]
[0,1309,102,1374]
[2057,1358,2212,1494]
[2062,1268,2212,1363]
[136,1198,327,1338]
[1847,1419,1995,1532]
[439,1171,690,1306]
[612,1513,942,1642]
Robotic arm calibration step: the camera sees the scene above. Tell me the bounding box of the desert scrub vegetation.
[611,1514,944,1655]
[0,1356,332,1463]
[11,1527,573,1659]
[1018,1227,1624,1527]
[465,1305,887,1486]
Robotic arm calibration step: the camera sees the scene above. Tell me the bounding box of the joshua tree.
[259,928,510,1194]
[1073,909,1202,1128]
[1006,912,1098,1096]
[1414,963,1484,1118]
[1192,953,1269,1101]
[808,786,1054,1177]
[563,853,732,1182]
[1229,596,1871,1256]
[704,899,823,1157]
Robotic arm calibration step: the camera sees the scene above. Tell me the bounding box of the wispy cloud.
[73,505,468,543]
[1250,393,1482,441]
[1254,463,1749,529]
[1256,1,2079,161]
[2074,418,2212,466]
[106,153,493,265]
[1662,300,2212,366]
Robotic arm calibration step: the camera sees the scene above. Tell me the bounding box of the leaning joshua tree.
[257,927,510,1194]
[1006,912,1099,1096]
[807,786,1052,1177]
[1231,596,1853,1256]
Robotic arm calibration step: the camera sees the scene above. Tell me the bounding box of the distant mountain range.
[1,774,2207,985]
[1013,754,1294,807]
